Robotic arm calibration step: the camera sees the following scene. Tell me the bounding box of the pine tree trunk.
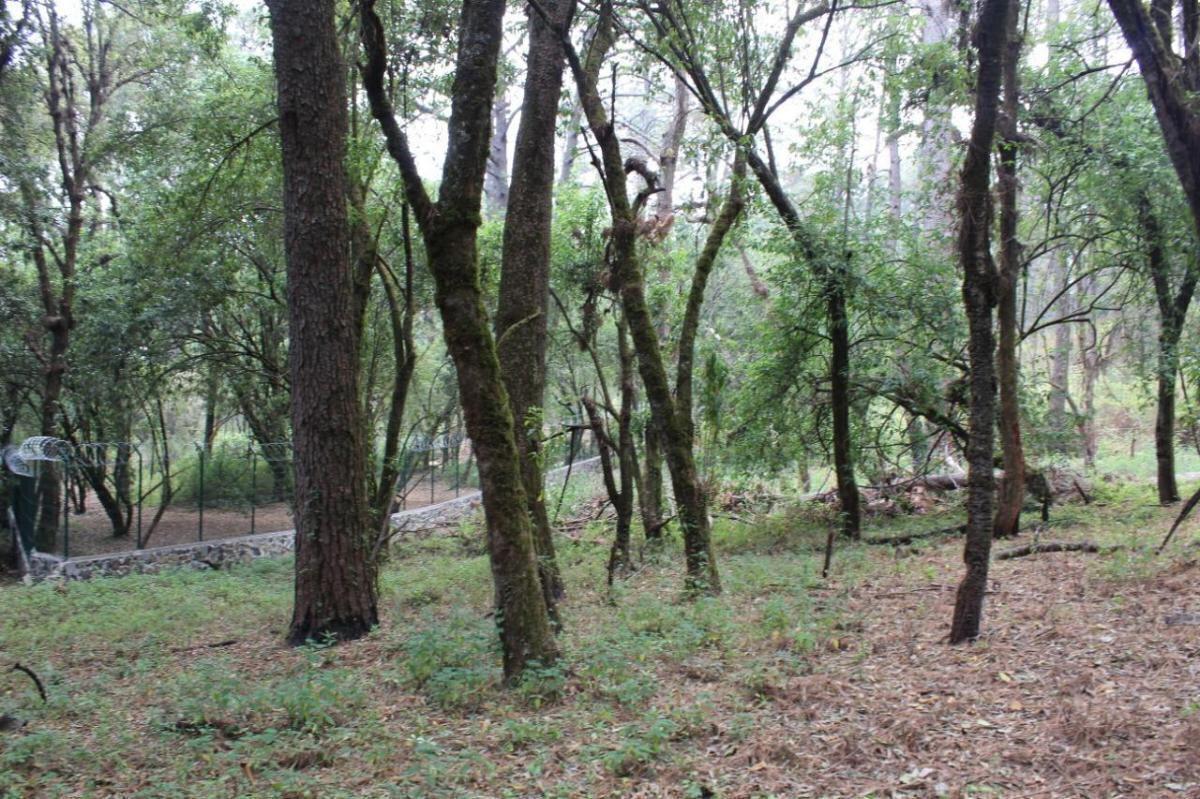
[266,0,378,645]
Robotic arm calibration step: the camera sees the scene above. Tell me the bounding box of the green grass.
[0,478,1193,798]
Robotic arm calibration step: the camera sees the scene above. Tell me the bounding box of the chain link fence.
[3,423,598,563]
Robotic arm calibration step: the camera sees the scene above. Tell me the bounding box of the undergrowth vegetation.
[1,479,1196,798]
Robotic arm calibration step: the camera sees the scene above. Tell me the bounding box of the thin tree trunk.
[828,267,861,538]
[654,72,690,222]
[558,94,582,185]
[266,0,378,645]
[949,0,1011,644]
[372,203,417,524]
[1047,253,1072,450]
[496,0,576,614]
[639,73,692,537]
[563,3,719,593]
[993,1,1024,539]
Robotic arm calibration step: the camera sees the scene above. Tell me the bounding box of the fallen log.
[996,541,1107,560]
[863,524,966,546]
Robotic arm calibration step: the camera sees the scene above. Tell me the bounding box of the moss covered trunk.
[361,0,557,677]
[993,4,1024,540]
[496,0,576,610]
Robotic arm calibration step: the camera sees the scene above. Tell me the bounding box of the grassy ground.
[1,480,1198,798]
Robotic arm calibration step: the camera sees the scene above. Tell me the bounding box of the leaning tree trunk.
[739,147,863,540]
[567,4,720,593]
[496,0,576,612]
[361,0,557,678]
[949,0,1011,644]
[266,0,378,645]
[993,2,1024,539]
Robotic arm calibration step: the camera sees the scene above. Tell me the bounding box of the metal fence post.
[249,445,257,535]
[135,446,144,549]
[197,443,205,542]
[61,453,71,560]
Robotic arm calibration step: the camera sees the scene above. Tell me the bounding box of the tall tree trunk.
[949,0,1011,644]
[1077,318,1101,469]
[496,0,576,615]
[737,149,862,539]
[266,0,378,645]
[993,0,1024,539]
[362,0,557,678]
[558,94,582,185]
[918,0,961,241]
[1106,0,1200,449]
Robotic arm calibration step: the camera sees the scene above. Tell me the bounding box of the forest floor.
[1,478,1198,798]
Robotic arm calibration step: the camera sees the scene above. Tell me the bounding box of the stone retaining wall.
[22,456,600,582]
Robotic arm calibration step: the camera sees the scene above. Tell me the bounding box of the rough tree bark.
[949,0,1011,644]
[993,0,1025,539]
[266,0,379,644]
[495,0,576,615]
[362,0,557,677]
